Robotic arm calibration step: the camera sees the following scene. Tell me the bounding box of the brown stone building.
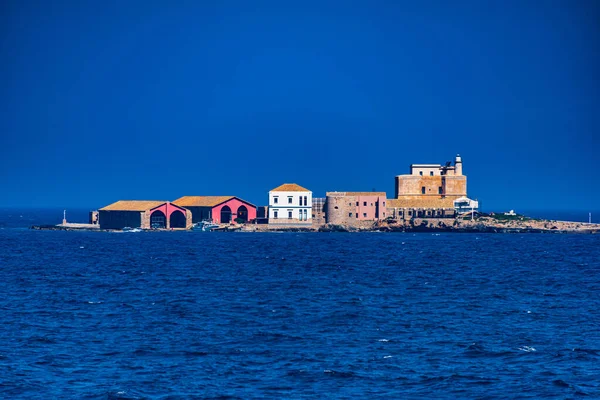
[389,155,471,219]
[326,192,387,226]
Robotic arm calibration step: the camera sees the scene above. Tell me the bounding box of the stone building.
[99,201,192,230]
[268,183,312,225]
[325,192,387,226]
[389,154,476,219]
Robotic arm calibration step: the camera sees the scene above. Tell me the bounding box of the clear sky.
[1,1,598,211]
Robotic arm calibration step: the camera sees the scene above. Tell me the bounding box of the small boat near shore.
[192,220,220,231]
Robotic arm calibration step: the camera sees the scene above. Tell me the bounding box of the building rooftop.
[387,197,456,209]
[99,200,167,212]
[327,191,387,197]
[270,183,310,192]
[173,196,255,207]
[173,196,234,207]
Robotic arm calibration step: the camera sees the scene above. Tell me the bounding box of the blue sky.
[1,1,598,211]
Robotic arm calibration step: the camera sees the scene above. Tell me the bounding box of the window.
[288,197,293,204]
[304,196,307,206]
[288,210,293,219]
[274,196,279,204]
[430,171,434,176]
[438,187,443,195]
[370,203,373,206]
[383,212,385,216]
[408,211,412,216]
[356,202,359,206]
[363,202,367,206]
[421,187,426,194]
[383,201,386,206]
[363,213,367,217]
[356,214,358,218]
[274,210,278,219]
[420,171,423,176]
[399,211,403,216]
[299,196,302,205]
[349,202,352,206]
[304,209,308,220]
[349,213,353,217]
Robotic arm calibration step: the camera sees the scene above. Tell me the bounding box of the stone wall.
[395,174,466,198]
[268,217,311,225]
[326,194,358,225]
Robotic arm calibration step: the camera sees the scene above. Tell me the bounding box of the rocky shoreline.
[30,215,600,234]
[243,216,600,234]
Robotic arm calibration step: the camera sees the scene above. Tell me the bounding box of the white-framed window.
[274,196,279,204]
[273,210,278,219]
[288,210,293,219]
[288,197,293,204]
[304,196,307,206]
[303,209,308,220]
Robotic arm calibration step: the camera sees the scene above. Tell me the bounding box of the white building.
[454,196,479,214]
[268,183,312,224]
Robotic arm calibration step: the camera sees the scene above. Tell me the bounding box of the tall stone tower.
[455,154,463,176]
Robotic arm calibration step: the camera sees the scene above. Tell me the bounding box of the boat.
[192,220,220,231]
[123,227,143,232]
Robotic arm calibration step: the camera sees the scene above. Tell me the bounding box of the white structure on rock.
[454,196,479,214]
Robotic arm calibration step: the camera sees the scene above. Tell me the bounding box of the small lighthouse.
[62,210,67,225]
[455,154,463,176]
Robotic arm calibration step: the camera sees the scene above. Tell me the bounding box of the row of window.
[421,187,444,194]
[419,171,435,176]
[394,210,447,217]
[273,196,308,206]
[272,209,309,220]
[348,211,386,218]
[347,201,386,207]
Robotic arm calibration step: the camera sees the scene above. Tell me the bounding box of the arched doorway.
[170,210,186,228]
[150,210,166,229]
[237,205,248,223]
[220,206,232,223]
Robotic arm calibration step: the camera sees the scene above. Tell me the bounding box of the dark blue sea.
[1,209,599,399]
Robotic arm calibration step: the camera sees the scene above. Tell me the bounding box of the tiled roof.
[327,192,387,197]
[173,196,235,207]
[270,183,310,192]
[99,200,167,211]
[387,197,456,209]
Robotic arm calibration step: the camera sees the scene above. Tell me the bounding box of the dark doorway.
[170,210,186,228]
[220,206,232,223]
[150,210,166,229]
[237,205,248,223]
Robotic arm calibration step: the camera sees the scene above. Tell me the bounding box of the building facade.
[268,183,312,225]
[312,197,327,226]
[390,154,476,219]
[173,196,256,224]
[99,201,192,230]
[325,192,387,226]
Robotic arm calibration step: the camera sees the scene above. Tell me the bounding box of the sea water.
[0,213,599,398]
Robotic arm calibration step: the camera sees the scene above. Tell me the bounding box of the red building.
[173,196,256,224]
